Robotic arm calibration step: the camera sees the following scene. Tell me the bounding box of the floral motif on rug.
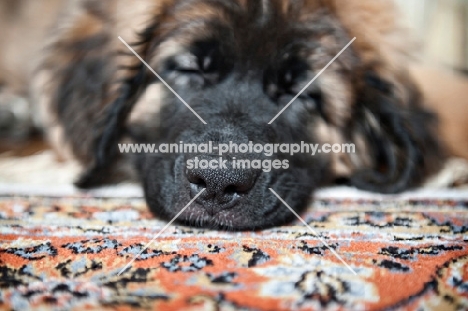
[0,195,467,310]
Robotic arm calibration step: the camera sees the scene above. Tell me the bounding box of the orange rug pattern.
[0,194,467,310]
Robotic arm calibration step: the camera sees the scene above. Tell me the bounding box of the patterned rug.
[0,187,467,310]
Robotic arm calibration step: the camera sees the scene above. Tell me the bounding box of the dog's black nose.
[186,164,258,213]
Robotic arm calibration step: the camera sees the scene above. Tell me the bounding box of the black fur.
[349,72,442,193]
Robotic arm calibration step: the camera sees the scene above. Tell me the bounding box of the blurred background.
[397,0,468,71]
[0,0,467,162]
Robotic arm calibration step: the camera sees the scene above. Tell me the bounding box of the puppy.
[2,0,459,229]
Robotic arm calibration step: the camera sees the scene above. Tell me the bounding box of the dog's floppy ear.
[348,70,444,193]
[75,27,159,188]
[322,0,444,192]
[34,2,156,188]
[74,64,147,188]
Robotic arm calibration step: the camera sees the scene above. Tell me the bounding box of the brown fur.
[1,0,465,186]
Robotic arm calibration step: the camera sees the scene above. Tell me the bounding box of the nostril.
[186,170,207,187]
[192,178,207,188]
[224,185,237,196]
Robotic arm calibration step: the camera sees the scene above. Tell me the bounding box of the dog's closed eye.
[163,40,227,87]
[165,54,205,87]
[170,54,200,72]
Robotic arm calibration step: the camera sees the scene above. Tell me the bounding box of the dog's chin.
[171,205,289,231]
[147,189,310,231]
